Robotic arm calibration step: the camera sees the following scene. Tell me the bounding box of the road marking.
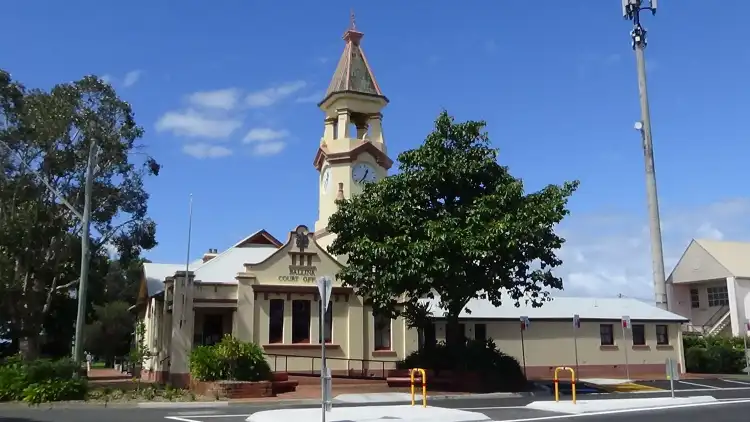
[165,417,203,422]
[172,416,248,419]
[678,380,721,389]
[584,385,750,394]
[721,378,750,386]
[495,398,750,422]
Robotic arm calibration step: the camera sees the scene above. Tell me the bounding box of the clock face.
[321,167,332,194]
[351,163,377,184]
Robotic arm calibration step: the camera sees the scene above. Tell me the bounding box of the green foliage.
[0,356,87,403]
[397,339,527,391]
[85,301,135,364]
[129,320,152,371]
[327,111,578,345]
[683,335,747,374]
[0,70,160,358]
[189,335,271,382]
[22,378,88,405]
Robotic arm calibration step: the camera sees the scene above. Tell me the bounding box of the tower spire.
[318,12,387,107]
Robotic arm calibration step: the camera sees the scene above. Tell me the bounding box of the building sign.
[278,266,318,283]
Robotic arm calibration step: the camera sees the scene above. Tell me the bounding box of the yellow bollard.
[553,366,577,404]
[409,368,427,407]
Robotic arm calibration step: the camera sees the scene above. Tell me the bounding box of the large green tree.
[0,70,160,359]
[83,301,135,365]
[327,111,579,346]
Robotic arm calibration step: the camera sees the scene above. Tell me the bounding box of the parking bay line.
[678,380,722,389]
[720,378,750,386]
[165,417,204,422]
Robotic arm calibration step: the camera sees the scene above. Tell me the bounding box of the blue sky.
[4,1,750,299]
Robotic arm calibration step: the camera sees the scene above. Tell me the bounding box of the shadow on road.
[0,418,46,422]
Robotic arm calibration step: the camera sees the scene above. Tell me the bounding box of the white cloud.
[243,128,289,156]
[556,198,750,300]
[155,109,242,139]
[123,70,143,87]
[182,143,233,159]
[295,91,324,104]
[246,81,307,108]
[243,128,289,143]
[251,141,286,156]
[100,74,113,84]
[188,88,241,110]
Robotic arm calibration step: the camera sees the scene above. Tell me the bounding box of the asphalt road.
[2,387,750,422]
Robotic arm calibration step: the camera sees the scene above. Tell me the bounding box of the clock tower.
[313,14,393,252]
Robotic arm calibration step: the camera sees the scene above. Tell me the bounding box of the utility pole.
[72,141,99,365]
[622,0,667,310]
[1,139,99,363]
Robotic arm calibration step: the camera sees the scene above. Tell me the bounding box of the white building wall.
[731,277,750,336]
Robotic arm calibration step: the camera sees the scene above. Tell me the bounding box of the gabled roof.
[319,18,386,106]
[232,229,283,248]
[422,295,687,322]
[193,245,277,284]
[693,238,750,278]
[141,229,282,297]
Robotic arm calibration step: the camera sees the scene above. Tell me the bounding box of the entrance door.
[203,314,224,346]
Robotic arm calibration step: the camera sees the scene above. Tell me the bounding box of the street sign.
[621,315,631,329]
[520,316,530,330]
[317,276,333,311]
[665,358,680,381]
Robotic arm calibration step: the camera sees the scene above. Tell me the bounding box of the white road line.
[495,398,750,422]
[173,416,248,419]
[720,378,750,386]
[678,380,721,389]
[165,417,203,422]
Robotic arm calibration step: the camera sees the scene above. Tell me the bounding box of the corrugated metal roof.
[143,262,197,297]
[142,241,279,297]
[694,238,750,278]
[422,295,687,322]
[193,245,277,283]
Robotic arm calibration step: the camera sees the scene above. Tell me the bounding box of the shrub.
[0,356,87,403]
[397,339,527,391]
[22,378,88,405]
[189,336,271,382]
[683,334,747,374]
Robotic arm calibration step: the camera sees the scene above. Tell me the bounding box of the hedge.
[189,335,271,382]
[0,356,88,404]
[683,335,748,374]
[397,339,528,391]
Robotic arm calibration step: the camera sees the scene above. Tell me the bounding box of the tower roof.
[319,12,387,107]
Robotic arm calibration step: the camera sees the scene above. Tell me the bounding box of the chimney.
[202,248,218,263]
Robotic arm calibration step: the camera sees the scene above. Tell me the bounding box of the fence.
[263,353,399,379]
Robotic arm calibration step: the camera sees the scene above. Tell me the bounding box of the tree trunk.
[18,334,39,360]
[445,315,463,350]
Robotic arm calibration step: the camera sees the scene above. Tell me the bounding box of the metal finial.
[350,9,356,30]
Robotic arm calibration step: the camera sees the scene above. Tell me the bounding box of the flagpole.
[182,194,194,327]
[622,316,631,380]
[520,316,529,378]
[185,193,194,279]
[573,314,580,380]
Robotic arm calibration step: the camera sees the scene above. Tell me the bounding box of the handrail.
[704,304,730,330]
[262,352,399,380]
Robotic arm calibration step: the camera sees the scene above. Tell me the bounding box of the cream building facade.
[133,20,690,386]
[668,238,750,337]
